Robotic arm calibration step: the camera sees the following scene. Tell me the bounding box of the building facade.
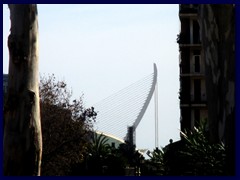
[178,4,208,132]
[177,4,235,174]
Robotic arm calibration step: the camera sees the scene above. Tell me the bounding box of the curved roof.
[95,131,125,147]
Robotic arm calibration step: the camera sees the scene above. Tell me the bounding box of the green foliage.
[145,121,226,176]
[72,132,126,175]
[144,147,166,175]
[179,122,226,175]
[39,74,97,175]
[39,74,145,176]
[72,134,145,176]
[89,133,111,158]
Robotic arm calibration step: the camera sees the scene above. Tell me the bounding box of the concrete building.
[176,4,235,175]
[177,4,208,132]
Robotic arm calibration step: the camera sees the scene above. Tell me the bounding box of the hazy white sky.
[3,4,180,151]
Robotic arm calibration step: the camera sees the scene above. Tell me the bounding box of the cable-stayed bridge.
[93,63,158,147]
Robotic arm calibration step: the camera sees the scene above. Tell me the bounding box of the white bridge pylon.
[93,63,158,146]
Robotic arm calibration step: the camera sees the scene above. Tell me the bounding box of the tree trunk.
[3,4,42,176]
[199,4,235,175]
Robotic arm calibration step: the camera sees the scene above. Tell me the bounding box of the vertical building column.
[190,19,193,44]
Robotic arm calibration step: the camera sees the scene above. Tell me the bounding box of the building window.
[193,20,200,44]
[194,79,201,102]
[194,55,200,73]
